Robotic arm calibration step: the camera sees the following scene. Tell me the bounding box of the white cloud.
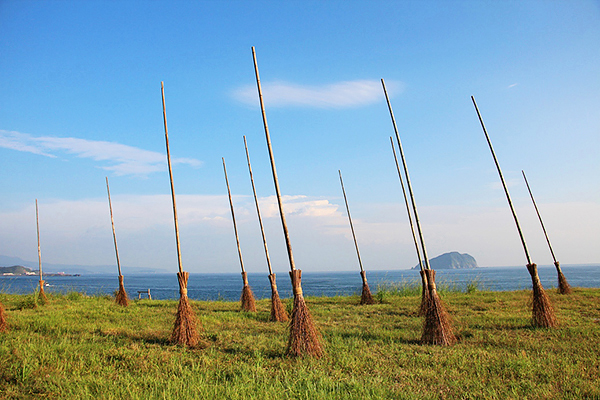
[233,79,403,109]
[508,83,519,88]
[0,130,202,176]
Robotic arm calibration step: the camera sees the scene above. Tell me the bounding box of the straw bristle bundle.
[527,263,558,328]
[269,274,288,322]
[38,280,48,305]
[421,269,456,346]
[286,270,323,357]
[115,275,129,306]
[418,270,429,316]
[0,301,7,332]
[555,262,572,295]
[171,271,201,347]
[359,271,375,305]
[240,285,257,312]
[360,283,375,305]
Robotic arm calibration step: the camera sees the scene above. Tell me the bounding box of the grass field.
[1,285,599,399]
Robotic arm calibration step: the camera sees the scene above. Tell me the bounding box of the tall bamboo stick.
[471,95,557,327]
[161,81,200,346]
[338,170,375,305]
[389,137,424,272]
[106,177,129,306]
[252,46,321,356]
[381,79,431,270]
[222,158,246,275]
[522,170,571,294]
[243,136,288,320]
[35,199,47,303]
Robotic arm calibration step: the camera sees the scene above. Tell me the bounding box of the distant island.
[0,265,78,277]
[412,252,478,270]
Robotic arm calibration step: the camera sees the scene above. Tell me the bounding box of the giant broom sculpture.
[338,170,375,305]
[162,82,201,346]
[106,177,129,306]
[222,157,257,312]
[472,96,557,328]
[522,171,572,294]
[383,79,455,345]
[252,47,322,357]
[0,301,6,332]
[35,199,48,304]
[389,138,427,315]
[243,136,288,322]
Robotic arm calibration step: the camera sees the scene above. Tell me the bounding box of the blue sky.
[1,0,599,273]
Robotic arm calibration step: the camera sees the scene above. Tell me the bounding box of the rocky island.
[0,265,77,276]
[412,252,478,270]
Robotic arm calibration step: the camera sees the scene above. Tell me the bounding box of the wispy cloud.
[233,79,402,109]
[0,130,201,176]
[508,83,518,89]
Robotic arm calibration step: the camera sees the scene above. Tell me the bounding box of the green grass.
[1,287,599,399]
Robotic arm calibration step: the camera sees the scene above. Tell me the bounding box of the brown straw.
[252,47,322,357]
[243,136,288,321]
[382,79,455,345]
[522,170,572,294]
[471,96,557,328]
[35,199,47,304]
[161,82,201,346]
[0,301,7,332]
[338,170,374,305]
[106,177,129,306]
[222,157,257,312]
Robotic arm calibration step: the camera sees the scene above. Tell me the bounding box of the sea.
[1,265,599,301]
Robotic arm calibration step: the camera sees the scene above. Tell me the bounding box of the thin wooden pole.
[471,96,531,265]
[338,170,365,273]
[35,199,43,279]
[105,177,123,277]
[522,170,557,263]
[222,157,246,274]
[382,79,431,269]
[389,137,424,271]
[161,81,183,274]
[252,46,296,272]
[244,135,274,276]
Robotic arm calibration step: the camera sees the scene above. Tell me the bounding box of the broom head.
[268,273,288,322]
[240,271,257,312]
[527,263,558,328]
[359,270,375,305]
[115,275,129,306]
[171,271,201,347]
[555,261,572,295]
[0,301,7,332]
[38,279,48,305]
[286,269,323,357]
[421,269,456,346]
[418,269,430,316]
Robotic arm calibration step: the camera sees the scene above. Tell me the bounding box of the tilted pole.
[338,170,365,273]
[389,137,424,271]
[244,135,274,276]
[105,177,122,277]
[471,96,531,265]
[222,157,246,274]
[36,199,43,279]
[161,81,183,274]
[522,170,557,263]
[382,78,431,269]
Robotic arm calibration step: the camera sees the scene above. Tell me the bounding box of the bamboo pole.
[381,79,431,270]
[106,177,129,306]
[161,81,200,346]
[389,137,424,272]
[162,81,183,275]
[522,170,572,294]
[471,95,557,327]
[252,46,321,356]
[222,157,246,275]
[339,170,375,305]
[243,136,273,275]
[35,199,47,303]
[243,135,288,320]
